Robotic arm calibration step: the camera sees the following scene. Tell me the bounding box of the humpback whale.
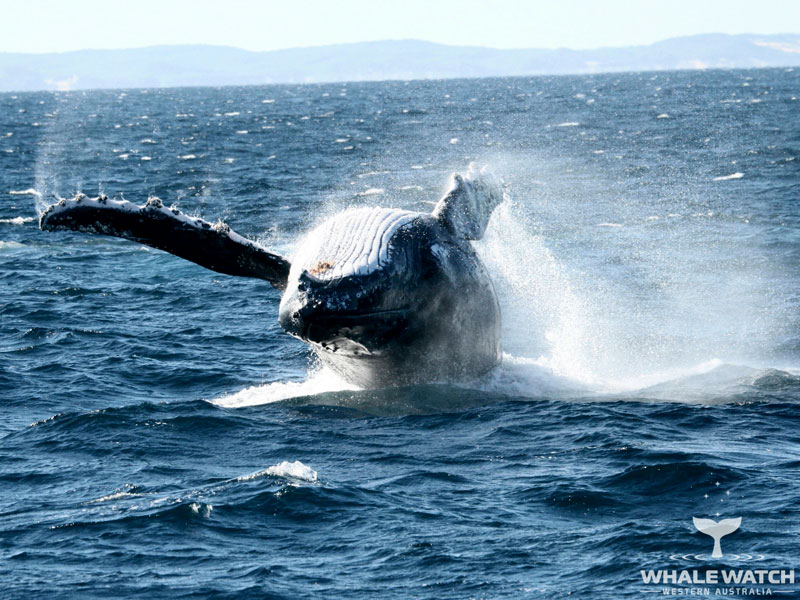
[39,165,505,387]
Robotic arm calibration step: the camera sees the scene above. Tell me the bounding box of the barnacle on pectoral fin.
[213,220,231,235]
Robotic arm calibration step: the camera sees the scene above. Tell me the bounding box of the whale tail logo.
[693,517,741,558]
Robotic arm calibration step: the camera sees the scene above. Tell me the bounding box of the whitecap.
[0,216,35,225]
[179,154,197,160]
[713,172,743,181]
[656,113,670,119]
[223,111,240,116]
[237,461,317,483]
[449,137,459,144]
[0,241,24,249]
[235,130,248,135]
[140,156,152,161]
[87,490,141,504]
[8,188,41,196]
[189,502,213,517]
[556,122,580,127]
[357,188,385,196]
[597,222,623,228]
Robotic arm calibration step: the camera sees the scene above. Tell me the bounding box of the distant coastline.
[1,33,799,92]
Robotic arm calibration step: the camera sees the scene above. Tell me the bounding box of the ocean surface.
[1,69,799,598]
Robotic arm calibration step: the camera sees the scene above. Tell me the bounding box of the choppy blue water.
[1,69,799,598]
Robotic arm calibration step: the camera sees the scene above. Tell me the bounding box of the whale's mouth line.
[318,308,410,321]
[292,307,412,350]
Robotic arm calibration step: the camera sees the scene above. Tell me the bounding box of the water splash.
[474,151,795,394]
[212,367,357,408]
[478,200,612,386]
[215,158,792,404]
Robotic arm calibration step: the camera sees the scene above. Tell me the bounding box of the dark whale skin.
[39,166,504,389]
[278,214,501,387]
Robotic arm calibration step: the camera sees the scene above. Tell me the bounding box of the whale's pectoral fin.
[432,164,505,241]
[39,195,290,290]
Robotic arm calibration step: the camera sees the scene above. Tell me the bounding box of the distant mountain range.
[2,34,799,92]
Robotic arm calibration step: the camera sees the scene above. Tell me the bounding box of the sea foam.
[212,368,357,408]
[237,461,318,483]
[713,172,744,181]
[8,188,41,196]
[0,216,35,225]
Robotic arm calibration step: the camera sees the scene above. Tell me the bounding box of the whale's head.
[278,207,444,356]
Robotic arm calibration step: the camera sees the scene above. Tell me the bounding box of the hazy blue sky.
[2,0,799,54]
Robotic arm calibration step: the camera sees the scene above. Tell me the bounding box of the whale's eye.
[310,260,334,275]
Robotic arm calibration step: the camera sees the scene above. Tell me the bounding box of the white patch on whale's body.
[289,207,417,282]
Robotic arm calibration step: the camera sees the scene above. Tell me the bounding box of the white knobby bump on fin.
[432,163,505,240]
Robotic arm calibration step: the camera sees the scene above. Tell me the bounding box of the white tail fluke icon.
[693,517,741,558]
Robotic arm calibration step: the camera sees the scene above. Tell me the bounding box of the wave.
[0,216,35,225]
[43,459,320,531]
[713,172,744,181]
[356,188,385,196]
[8,188,41,196]
[237,461,317,483]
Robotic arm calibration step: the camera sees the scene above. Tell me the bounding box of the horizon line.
[3,31,799,57]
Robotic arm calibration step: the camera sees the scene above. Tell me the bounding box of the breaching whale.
[39,165,505,387]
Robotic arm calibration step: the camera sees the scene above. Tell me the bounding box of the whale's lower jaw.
[312,328,501,388]
[307,279,502,387]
